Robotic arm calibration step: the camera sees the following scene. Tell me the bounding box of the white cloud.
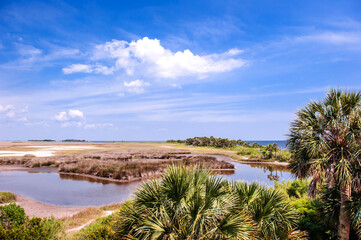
[68,109,84,118]
[0,104,28,122]
[54,111,68,121]
[0,104,16,119]
[123,79,150,94]
[54,109,84,121]
[62,64,92,74]
[62,63,113,75]
[64,37,246,79]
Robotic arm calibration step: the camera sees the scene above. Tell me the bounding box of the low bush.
[0,192,16,204]
[275,179,309,199]
[76,215,115,240]
[0,204,63,240]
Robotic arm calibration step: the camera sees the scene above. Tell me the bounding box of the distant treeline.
[167,136,250,148]
[167,136,280,150]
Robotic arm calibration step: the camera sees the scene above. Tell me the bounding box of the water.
[0,162,292,207]
[0,170,141,206]
[222,161,292,186]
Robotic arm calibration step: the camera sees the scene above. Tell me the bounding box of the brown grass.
[58,155,234,181]
[59,203,121,230]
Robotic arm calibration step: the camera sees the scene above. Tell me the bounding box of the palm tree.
[230,181,302,240]
[114,166,255,239]
[114,166,304,240]
[288,89,361,240]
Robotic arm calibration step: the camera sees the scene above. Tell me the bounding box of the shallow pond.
[0,161,293,206]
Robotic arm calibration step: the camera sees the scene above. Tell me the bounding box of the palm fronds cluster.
[113,165,306,240]
[288,89,361,239]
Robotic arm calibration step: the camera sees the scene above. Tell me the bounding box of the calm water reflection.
[0,161,293,206]
[222,161,293,185]
[0,170,141,206]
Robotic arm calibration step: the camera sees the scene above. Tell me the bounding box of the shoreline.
[2,194,86,219]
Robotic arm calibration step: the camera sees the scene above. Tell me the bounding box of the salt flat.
[0,145,102,157]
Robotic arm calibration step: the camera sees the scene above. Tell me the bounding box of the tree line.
[167,136,248,148]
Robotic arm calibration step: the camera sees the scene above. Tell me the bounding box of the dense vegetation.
[0,204,63,239]
[167,136,243,148]
[288,89,361,240]
[75,166,307,240]
[168,136,292,161]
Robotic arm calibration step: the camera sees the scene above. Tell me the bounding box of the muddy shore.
[1,195,85,219]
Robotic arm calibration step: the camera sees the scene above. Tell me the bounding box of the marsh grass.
[59,155,234,181]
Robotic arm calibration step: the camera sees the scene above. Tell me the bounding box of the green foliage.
[291,198,333,240]
[231,181,300,240]
[112,166,303,240]
[288,89,361,239]
[168,136,245,148]
[0,204,63,239]
[236,147,260,156]
[0,192,16,204]
[275,179,309,199]
[77,215,115,240]
[0,203,26,228]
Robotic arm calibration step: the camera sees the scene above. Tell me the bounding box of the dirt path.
[67,210,115,233]
[12,195,85,219]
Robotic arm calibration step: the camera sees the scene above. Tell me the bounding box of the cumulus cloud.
[123,79,150,94]
[63,37,246,79]
[54,109,84,121]
[68,109,84,118]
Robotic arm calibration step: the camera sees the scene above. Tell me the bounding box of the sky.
[0,0,361,141]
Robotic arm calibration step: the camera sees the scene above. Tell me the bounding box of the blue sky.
[1,0,361,141]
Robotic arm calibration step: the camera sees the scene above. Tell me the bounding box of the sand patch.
[0,145,102,157]
[7,195,85,219]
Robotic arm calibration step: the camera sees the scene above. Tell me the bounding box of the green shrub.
[291,198,333,240]
[77,215,115,240]
[0,204,63,239]
[275,179,309,199]
[0,192,16,204]
[0,203,26,229]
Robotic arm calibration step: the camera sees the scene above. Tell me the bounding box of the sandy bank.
[0,165,30,171]
[10,195,85,219]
